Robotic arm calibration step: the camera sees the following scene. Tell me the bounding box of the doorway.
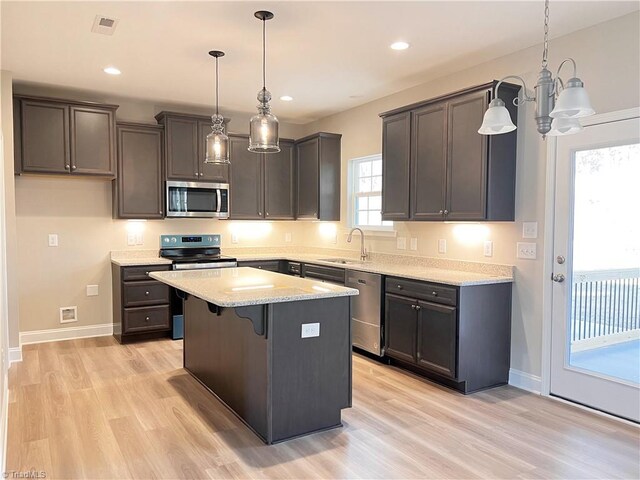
[549,113,639,422]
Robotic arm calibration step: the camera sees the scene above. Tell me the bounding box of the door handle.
[357,279,366,285]
[552,274,565,283]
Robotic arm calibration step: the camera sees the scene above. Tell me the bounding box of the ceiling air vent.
[91,15,119,35]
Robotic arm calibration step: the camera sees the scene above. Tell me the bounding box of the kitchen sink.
[319,258,366,265]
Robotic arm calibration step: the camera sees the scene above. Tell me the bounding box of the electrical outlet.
[438,239,447,254]
[127,233,136,246]
[285,233,292,243]
[86,285,99,297]
[301,322,320,338]
[396,237,406,250]
[483,240,493,257]
[48,234,59,247]
[410,238,418,251]
[135,232,144,245]
[517,242,537,260]
[522,222,538,239]
[231,233,239,244]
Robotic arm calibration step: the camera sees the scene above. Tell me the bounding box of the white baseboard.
[509,368,542,394]
[8,347,21,364]
[19,323,113,346]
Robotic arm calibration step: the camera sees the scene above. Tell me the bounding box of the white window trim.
[347,154,396,236]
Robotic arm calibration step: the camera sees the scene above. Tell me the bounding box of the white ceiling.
[2,1,638,124]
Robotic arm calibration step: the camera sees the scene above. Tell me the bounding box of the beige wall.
[297,12,640,377]
[7,12,640,381]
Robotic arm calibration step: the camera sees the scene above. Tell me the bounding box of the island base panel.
[183,295,352,444]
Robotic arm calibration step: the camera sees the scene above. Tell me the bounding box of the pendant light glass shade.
[550,77,595,119]
[205,50,230,165]
[249,11,280,153]
[547,117,583,136]
[478,98,517,135]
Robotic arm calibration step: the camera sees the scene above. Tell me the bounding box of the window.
[349,155,393,231]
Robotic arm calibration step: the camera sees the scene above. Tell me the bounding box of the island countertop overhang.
[149,267,358,307]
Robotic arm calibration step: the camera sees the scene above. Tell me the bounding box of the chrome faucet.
[347,227,368,261]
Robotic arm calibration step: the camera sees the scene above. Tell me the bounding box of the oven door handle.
[216,189,222,214]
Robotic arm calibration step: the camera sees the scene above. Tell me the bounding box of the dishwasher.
[346,270,383,356]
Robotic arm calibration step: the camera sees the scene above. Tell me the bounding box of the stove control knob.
[207,236,213,242]
[163,238,170,243]
[171,237,177,243]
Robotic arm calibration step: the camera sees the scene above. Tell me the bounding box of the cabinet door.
[384,293,417,363]
[416,301,457,378]
[381,112,411,220]
[446,91,489,221]
[70,106,115,176]
[116,125,164,219]
[264,140,295,219]
[296,137,319,218]
[19,99,70,173]
[411,104,447,220]
[165,116,199,181]
[198,120,230,182]
[229,135,263,219]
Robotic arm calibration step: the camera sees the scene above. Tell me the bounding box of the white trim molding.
[8,347,21,364]
[20,323,113,346]
[509,369,542,394]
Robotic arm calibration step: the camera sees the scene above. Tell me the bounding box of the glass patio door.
[550,114,640,422]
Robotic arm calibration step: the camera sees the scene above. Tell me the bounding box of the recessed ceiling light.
[390,41,410,51]
[103,66,121,75]
[280,95,293,102]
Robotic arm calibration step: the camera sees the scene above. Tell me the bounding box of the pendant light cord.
[542,0,550,69]
[215,56,219,116]
[262,18,266,91]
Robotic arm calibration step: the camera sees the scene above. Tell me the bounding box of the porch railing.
[571,267,640,342]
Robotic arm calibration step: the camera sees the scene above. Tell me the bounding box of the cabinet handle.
[266,212,269,216]
[397,285,403,289]
[444,210,449,215]
[439,210,443,215]
[411,304,416,310]
[145,316,150,321]
[432,291,438,297]
[145,271,150,276]
[71,165,77,171]
[195,172,199,176]
[258,212,262,216]
[159,210,163,215]
[145,291,150,296]
[415,305,421,311]
[65,164,70,170]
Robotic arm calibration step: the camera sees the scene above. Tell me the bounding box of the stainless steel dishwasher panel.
[346,270,383,356]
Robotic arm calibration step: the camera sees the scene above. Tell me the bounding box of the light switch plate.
[483,240,493,257]
[438,239,447,254]
[410,238,418,251]
[127,233,136,246]
[301,322,320,338]
[135,232,144,245]
[285,233,292,243]
[86,285,99,297]
[48,234,59,247]
[522,222,538,239]
[231,233,239,244]
[517,242,537,260]
[396,237,407,250]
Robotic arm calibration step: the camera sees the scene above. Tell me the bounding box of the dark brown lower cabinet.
[236,260,282,272]
[112,264,172,343]
[384,277,512,394]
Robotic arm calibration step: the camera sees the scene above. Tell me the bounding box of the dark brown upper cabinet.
[155,111,229,183]
[229,135,295,220]
[380,81,520,222]
[295,132,341,221]
[14,95,117,177]
[114,123,164,219]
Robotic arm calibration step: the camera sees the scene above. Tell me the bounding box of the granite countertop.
[149,267,359,307]
[110,256,172,266]
[234,253,513,287]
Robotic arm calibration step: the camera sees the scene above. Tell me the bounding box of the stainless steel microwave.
[166,181,229,218]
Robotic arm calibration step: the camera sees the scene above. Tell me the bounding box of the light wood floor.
[7,336,639,479]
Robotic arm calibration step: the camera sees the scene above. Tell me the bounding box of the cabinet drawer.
[123,281,170,307]
[123,305,170,334]
[285,261,301,276]
[122,264,171,282]
[303,264,345,284]
[386,277,457,306]
[238,260,282,272]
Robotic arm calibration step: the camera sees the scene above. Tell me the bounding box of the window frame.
[347,154,395,234]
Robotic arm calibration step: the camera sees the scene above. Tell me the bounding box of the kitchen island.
[150,267,358,444]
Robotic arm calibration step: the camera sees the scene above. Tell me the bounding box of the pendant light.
[249,10,280,153]
[478,0,595,138]
[205,50,230,164]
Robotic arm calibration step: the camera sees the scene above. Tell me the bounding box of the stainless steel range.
[159,234,237,270]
